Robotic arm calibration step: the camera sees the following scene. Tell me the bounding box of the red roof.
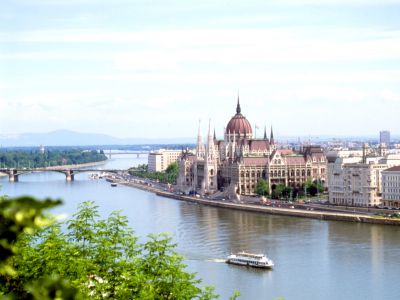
[225,100,252,135]
[249,140,270,151]
[226,114,252,136]
[279,149,294,156]
[285,156,306,165]
[241,157,270,166]
[384,166,400,172]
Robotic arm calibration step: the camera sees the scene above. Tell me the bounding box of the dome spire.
[236,95,241,114]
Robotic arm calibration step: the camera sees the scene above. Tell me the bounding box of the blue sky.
[1,0,400,140]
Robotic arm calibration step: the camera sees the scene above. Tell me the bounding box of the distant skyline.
[1,0,400,139]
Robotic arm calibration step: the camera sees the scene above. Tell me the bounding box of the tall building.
[380,130,390,146]
[177,98,326,197]
[148,149,182,172]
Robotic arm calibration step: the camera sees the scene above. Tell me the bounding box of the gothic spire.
[264,125,267,139]
[236,95,241,114]
[196,119,203,155]
[207,119,214,158]
[270,126,274,144]
[213,128,216,141]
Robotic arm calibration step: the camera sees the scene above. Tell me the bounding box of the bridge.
[0,168,126,182]
[107,151,149,158]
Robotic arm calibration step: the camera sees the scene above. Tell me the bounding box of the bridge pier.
[9,174,19,182]
[65,170,75,181]
[8,169,19,182]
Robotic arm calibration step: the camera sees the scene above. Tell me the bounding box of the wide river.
[1,154,400,300]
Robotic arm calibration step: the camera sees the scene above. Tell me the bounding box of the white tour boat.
[226,251,274,269]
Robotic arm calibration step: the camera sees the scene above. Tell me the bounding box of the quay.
[108,176,400,226]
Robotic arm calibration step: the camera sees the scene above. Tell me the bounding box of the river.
[1,154,399,300]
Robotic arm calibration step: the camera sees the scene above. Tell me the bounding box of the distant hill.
[0,130,195,147]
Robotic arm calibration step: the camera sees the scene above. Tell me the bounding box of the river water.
[1,154,399,300]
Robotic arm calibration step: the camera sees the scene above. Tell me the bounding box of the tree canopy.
[1,198,236,299]
[129,162,179,185]
[256,179,269,196]
[0,149,107,168]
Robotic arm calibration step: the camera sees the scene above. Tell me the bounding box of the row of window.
[383,182,400,187]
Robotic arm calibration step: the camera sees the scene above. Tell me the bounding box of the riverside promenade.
[110,177,400,226]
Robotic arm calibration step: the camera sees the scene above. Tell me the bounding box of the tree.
[256,179,269,196]
[165,161,179,184]
[302,179,324,197]
[1,199,229,299]
[0,196,81,299]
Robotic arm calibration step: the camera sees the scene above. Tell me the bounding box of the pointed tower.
[204,119,218,194]
[264,125,267,140]
[232,130,236,160]
[207,119,215,160]
[270,126,274,145]
[236,95,241,114]
[225,94,253,141]
[196,120,205,158]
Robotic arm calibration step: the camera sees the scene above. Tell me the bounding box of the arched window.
[296,170,300,176]
[302,170,305,176]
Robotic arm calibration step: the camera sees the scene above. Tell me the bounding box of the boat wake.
[206,258,227,263]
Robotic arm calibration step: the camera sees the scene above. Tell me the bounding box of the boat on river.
[111,182,118,187]
[226,251,274,269]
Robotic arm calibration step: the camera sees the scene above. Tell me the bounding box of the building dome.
[226,98,252,136]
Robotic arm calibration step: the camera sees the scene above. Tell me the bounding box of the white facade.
[382,167,400,208]
[148,149,183,172]
[328,151,400,207]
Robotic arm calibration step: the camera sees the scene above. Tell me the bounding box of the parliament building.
[177,98,326,198]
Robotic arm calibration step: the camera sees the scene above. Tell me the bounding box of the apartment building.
[148,149,182,172]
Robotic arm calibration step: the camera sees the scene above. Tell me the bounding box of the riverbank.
[108,176,400,226]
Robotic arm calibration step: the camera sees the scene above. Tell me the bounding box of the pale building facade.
[381,166,400,209]
[177,99,327,197]
[148,149,182,172]
[328,149,400,207]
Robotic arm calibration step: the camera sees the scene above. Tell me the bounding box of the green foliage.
[303,179,324,197]
[271,184,291,199]
[0,149,107,168]
[129,161,179,184]
[1,199,225,299]
[0,196,62,277]
[256,179,269,196]
[0,196,79,299]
